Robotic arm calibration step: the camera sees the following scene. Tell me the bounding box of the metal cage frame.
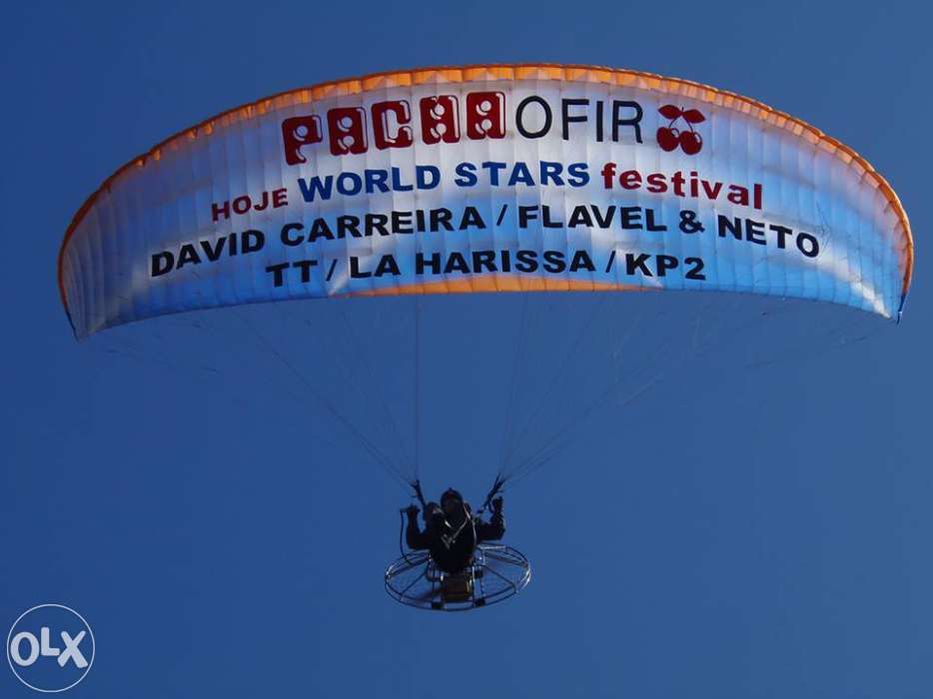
[384,544,531,611]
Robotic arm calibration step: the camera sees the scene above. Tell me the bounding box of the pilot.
[405,488,505,574]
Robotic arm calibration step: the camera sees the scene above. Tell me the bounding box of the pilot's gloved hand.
[405,504,420,519]
[492,497,503,514]
[424,502,441,523]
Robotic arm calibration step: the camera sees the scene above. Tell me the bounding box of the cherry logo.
[657,105,705,155]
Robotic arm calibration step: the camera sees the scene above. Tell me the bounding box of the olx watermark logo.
[7,604,95,693]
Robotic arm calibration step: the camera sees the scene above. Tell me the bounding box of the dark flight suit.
[407,503,505,574]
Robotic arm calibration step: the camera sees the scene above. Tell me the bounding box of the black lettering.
[151,251,174,277]
[445,252,470,274]
[430,208,453,232]
[266,262,289,287]
[417,252,441,275]
[293,259,317,283]
[281,223,304,246]
[561,98,588,140]
[745,219,767,245]
[717,215,742,241]
[626,253,653,276]
[612,100,643,143]
[366,214,389,237]
[472,250,497,272]
[569,250,595,272]
[515,250,538,273]
[516,96,552,138]
[460,206,485,230]
[685,257,706,280]
[797,232,819,258]
[656,254,678,276]
[543,250,566,273]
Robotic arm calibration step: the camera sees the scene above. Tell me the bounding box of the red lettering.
[466,91,505,140]
[372,100,413,149]
[233,196,251,215]
[281,115,322,165]
[327,107,368,156]
[211,200,230,222]
[620,170,642,190]
[420,96,459,145]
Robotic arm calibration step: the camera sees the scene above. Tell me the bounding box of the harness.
[439,504,473,550]
[400,478,500,561]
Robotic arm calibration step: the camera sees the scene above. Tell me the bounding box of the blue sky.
[1,1,930,697]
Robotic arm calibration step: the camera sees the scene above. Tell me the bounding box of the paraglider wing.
[59,65,913,338]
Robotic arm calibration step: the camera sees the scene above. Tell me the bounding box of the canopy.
[59,64,914,339]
